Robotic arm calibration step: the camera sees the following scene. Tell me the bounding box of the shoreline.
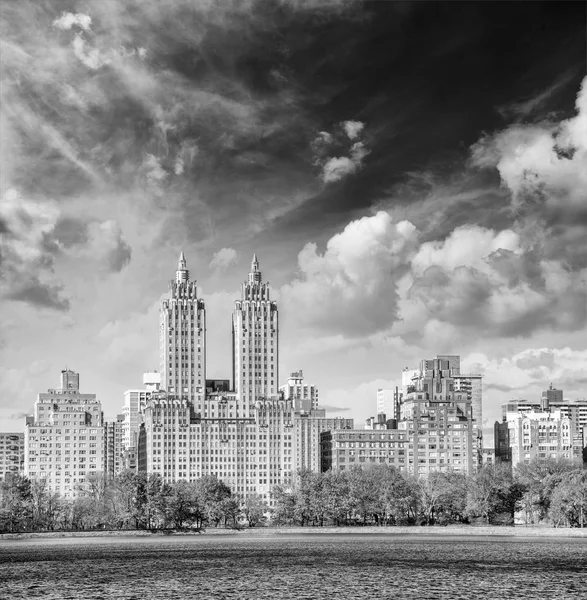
[2,525,587,541]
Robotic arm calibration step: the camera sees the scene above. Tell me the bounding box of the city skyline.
[1,2,586,439]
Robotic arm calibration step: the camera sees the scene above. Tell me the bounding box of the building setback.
[0,432,24,480]
[24,370,104,498]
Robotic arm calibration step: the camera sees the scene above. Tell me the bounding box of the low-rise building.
[495,409,581,466]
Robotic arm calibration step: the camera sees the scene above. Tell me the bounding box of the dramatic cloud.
[0,189,69,311]
[471,76,587,220]
[281,211,417,337]
[313,120,370,184]
[282,210,585,344]
[407,225,586,337]
[209,248,237,272]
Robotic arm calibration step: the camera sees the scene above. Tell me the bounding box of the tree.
[244,493,268,527]
[515,458,578,524]
[466,464,520,525]
[166,480,201,529]
[196,476,233,527]
[549,471,587,528]
[0,474,33,532]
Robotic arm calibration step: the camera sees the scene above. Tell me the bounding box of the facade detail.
[159,253,206,410]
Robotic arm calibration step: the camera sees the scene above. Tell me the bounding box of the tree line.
[1,459,585,533]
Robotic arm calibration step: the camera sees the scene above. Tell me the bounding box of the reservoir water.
[1,534,586,599]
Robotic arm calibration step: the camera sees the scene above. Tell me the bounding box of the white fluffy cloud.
[471,76,587,217]
[52,12,92,32]
[209,247,237,272]
[407,225,586,337]
[281,208,585,343]
[281,211,417,336]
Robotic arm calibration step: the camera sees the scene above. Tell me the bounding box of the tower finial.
[176,251,189,284]
[249,253,261,284]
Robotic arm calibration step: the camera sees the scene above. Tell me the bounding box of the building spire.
[249,253,261,284]
[176,251,189,284]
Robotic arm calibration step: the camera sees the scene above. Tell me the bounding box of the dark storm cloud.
[5,279,70,312]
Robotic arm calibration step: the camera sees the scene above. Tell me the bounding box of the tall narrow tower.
[232,254,279,411]
[159,252,206,409]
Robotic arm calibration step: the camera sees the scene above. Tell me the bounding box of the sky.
[1,1,586,443]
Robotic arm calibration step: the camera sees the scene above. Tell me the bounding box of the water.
[1,534,586,599]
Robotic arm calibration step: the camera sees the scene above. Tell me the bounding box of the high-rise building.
[24,370,104,498]
[280,370,319,411]
[0,432,24,480]
[376,389,395,417]
[232,255,278,414]
[104,414,125,477]
[159,252,206,410]
[122,372,161,450]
